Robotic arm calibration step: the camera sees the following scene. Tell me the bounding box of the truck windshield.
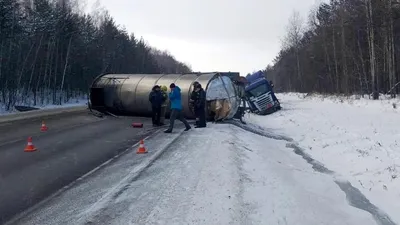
[247,84,269,97]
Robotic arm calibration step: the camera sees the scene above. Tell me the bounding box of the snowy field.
[246,93,400,224]
[9,123,389,225]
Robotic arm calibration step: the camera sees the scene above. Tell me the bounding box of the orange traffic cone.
[41,121,48,132]
[136,139,147,154]
[24,137,37,152]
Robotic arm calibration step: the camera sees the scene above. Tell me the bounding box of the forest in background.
[266,0,400,98]
[0,0,192,110]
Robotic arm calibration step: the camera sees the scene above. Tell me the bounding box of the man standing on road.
[234,77,248,124]
[159,85,169,126]
[149,85,165,127]
[190,81,200,126]
[164,83,191,133]
[192,83,207,128]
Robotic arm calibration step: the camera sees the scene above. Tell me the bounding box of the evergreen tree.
[0,0,192,109]
[267,0,400,98]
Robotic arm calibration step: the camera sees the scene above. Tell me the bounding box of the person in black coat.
[190,81,200,126]
[191,83,207,128]
[149,85,166,126]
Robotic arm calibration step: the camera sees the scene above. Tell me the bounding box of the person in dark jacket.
[190,81,200,126]
[159,85,169,125]
[164,83,191,133]
[233,79,247,124]
[149,85,166,126]
[191,83,206,128]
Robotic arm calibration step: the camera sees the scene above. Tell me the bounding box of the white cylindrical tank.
[90,72,241,120]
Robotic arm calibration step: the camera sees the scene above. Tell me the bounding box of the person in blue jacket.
[164,83,191,133]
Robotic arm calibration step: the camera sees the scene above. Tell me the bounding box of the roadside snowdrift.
[0,97,87,116]
[246,93,400,223]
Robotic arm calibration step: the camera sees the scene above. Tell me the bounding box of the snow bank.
[246,93,400,223]
[0,97,88,116]
[282,92,400,112]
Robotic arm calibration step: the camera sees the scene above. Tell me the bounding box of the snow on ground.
[0,97,88,116]
[10,124,380,225]
[246,92,400,224]
[287,92,400,112]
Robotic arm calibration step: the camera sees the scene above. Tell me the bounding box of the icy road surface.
[10,124,383,225]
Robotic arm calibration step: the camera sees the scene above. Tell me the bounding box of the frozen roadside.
[0,101,88,124]
[0,98,87,116]
[10,124,378,225]
[246,93,400,224]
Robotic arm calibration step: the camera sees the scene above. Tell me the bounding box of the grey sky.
[86,0,321,76]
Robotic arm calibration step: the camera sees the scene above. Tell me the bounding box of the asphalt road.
[0,111,160,224]
[7,123,387,225]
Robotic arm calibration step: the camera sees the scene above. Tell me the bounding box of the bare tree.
[266,0,400,98]
[282,10,304,91]
[365,0,377,99]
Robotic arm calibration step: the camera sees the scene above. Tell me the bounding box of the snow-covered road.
[9,123,384,225]
[247,93,400,225]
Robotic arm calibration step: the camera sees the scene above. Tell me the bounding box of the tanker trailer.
[89,72,241,120]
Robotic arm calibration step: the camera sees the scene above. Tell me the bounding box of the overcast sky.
[85,0,322,76]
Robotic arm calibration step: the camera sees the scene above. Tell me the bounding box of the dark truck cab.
[245,71,280,115]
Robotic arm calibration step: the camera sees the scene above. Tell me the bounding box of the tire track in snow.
[226,129,254,224]
[226,119,397,225]
[85,128,243,225]
[129,133,206,225]
[74,129,185,225]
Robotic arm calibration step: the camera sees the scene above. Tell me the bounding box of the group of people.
[148,82,207,134]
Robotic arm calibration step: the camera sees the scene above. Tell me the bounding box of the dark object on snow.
[372,91,379,100]
[14,105,40,112]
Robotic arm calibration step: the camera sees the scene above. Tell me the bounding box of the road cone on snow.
[24,137,37,152]
[41,121,48,132]
[136,139,147,154]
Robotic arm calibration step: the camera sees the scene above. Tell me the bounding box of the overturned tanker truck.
[89,72,246,122]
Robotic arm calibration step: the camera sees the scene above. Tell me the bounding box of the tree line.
[0,0,192,110]
[266,0,400,98]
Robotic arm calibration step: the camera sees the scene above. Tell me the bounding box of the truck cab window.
[248,84,269,97]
